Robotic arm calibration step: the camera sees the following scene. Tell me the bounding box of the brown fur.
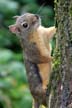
[9,13,56,108]
[28,25,56,90]
[38,63,52,90]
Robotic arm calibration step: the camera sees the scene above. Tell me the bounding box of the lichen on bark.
[47,0,72,108]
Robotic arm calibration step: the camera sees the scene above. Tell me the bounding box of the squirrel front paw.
[44,56,53,62]
[48,56,53,62]
[39,56,53,63]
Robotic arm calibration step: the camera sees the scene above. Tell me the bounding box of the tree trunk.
[47,0,72,108]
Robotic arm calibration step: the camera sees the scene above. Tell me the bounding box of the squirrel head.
[9,13,41,39]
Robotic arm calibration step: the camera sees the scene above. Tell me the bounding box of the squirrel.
[9,13,56,108]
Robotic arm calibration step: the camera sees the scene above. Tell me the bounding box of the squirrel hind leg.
[33,100,40,108]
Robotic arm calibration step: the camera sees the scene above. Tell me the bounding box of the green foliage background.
[0,0,55,108]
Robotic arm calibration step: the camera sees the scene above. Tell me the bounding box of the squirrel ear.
[13,15,19,20]
[9,24,17,33]
[9,24,21,34]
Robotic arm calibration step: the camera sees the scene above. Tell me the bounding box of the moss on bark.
[47,0,72,108]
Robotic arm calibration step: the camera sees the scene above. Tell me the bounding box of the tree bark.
[47,0,72,108]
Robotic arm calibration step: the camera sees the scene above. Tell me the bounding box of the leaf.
[0,78,14,89]
[0,49,14,64]
[0,0,18,15]
[8,61,28,84]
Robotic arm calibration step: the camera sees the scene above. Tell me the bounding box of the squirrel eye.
[21,22,28,28]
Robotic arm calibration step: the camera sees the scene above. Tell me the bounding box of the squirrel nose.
[35,14,39,20]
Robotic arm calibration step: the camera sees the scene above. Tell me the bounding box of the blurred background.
[0,0,55,108]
